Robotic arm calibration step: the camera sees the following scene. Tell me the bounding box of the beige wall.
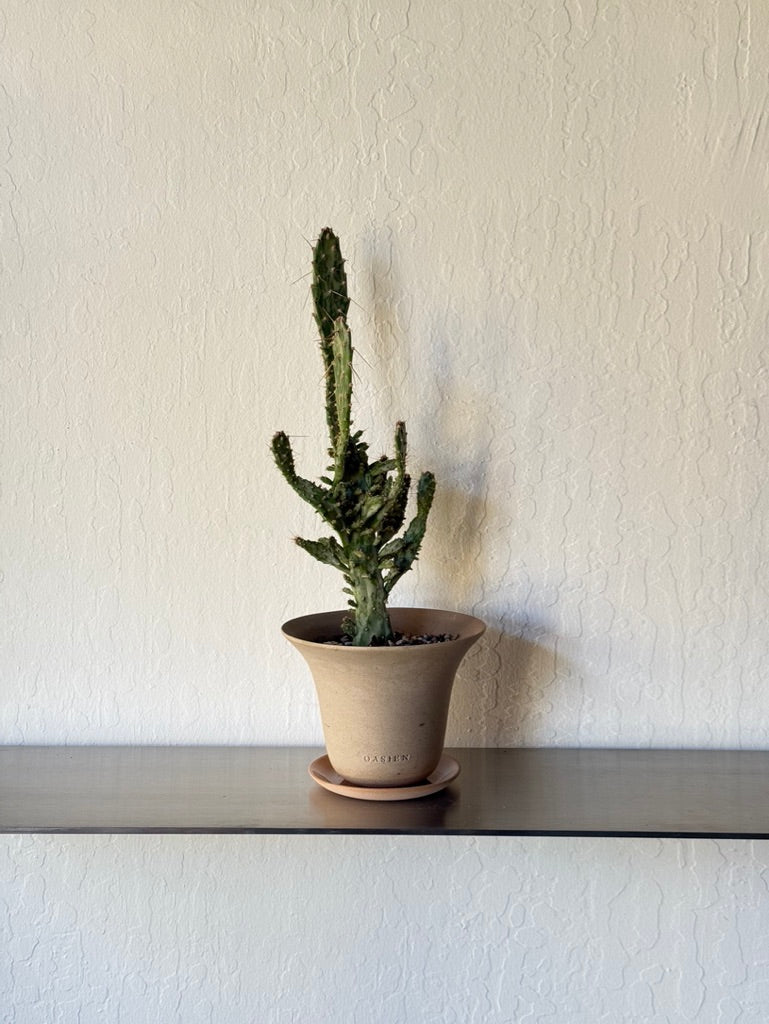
[3,1,769,1020]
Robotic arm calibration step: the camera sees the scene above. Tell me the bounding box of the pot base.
[309,753,460,802]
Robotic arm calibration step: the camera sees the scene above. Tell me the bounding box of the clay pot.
[282,607,485,787]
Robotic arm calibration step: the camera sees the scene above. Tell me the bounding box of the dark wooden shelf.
[2,746,768,837]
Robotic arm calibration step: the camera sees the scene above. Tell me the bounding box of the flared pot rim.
[281,606,486,650]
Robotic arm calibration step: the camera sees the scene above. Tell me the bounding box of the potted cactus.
[273,229,484,794]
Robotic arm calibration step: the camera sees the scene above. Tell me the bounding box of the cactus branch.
[271,431,338,529]
[382,471,436,596]
[312,228,350,449]
[330,319,352,476]
[295,536,347,571]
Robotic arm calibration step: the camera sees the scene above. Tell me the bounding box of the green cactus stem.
[271,228,435,646]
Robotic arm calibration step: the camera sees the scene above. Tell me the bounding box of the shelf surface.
[2,745,769,837]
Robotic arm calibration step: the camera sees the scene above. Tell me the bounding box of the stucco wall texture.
[3,1,768,1021]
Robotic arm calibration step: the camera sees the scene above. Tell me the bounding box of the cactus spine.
[271,228,435,646]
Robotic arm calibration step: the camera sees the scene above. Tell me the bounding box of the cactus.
[271,228,435,646]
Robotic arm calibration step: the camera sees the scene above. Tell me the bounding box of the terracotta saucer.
[308,754,460,802]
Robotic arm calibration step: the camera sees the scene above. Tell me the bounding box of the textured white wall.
[3,0,769,1021]
[4,835,769,1023]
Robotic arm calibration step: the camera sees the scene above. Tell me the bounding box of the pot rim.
[281,606,486,651]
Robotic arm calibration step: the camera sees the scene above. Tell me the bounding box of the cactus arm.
[376,422,409,545]
[409,471,437,543]
[331,319,352,477]
[312,228,350,337]
[295,536,347,571]
[379,479,410,544]
[312,228,350,449]
[381,470,436,596]
[393,420,406,471]
[271,431,339,528]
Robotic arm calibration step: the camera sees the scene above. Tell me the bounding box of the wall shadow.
[356,240,583,749]
[448,617,577,749]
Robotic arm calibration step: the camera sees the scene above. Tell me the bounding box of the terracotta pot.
[282,607,485,787]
